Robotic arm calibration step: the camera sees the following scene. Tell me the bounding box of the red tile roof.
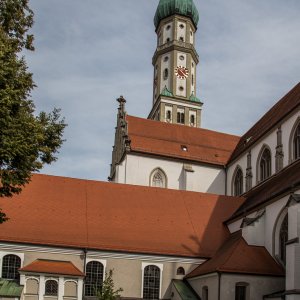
[19,259,84,276]
[229,82,300,163]
[186,231,284,278]
[0,174,244,258]
[126,116,240,166]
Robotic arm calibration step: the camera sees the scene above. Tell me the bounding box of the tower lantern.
[148,0,203,128]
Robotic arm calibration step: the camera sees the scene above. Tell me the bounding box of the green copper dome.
[154,0,199,29]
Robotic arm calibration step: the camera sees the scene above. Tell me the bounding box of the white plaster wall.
[163,22,173,44]
[220,274,284,300]
[117,154,226,194]
[227,219,243,233]
[226,109,300,195]
[189,29,194,44]
[176,21,186,42]
[160,53,171,93]
[188,273,219,300]
[242,211,265,246]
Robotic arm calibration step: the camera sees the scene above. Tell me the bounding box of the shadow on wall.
[206,170,226,195]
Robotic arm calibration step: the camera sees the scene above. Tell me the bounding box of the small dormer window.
[181,145,188,151]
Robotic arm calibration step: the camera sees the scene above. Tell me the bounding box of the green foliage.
[96,270,123,300]
[0,0,66,223]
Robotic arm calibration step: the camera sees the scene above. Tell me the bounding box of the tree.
[96,270,123,300]
[0,0,66,223]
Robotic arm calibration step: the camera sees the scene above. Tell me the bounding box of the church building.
[0,1,299,300]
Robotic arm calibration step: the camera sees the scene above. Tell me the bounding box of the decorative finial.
[117,95,126,104]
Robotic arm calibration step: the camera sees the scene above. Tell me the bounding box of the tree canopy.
[0,0,66,223]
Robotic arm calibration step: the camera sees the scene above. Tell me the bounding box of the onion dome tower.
[148,0,203,128]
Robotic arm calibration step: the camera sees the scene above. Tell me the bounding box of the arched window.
[293,123,300,160]
[279,214,288,265]
[143,265,160,300]
[176,267,185,275]
[2,254,21,283]
[259,148,271,181]
[202,286,208,300]
[150,169,167,188]
[233,168,243,196]
[45,280,58,296]
[166,110,171,122]
[190,115,195,127]
[84,261,104,296]
[163,69,168,80]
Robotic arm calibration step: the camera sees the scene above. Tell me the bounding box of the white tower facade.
[148,0,203,127]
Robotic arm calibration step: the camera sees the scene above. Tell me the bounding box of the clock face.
[175,66,189,79]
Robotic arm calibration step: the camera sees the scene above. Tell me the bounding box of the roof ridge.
[127,115,240,138]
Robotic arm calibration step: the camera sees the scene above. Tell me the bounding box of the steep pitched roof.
[186,231,284,278]
[229,82,300,164]
[0,174,244,258]
[227,159,300,223]
[126,116,240,166]
[19,259,84,276]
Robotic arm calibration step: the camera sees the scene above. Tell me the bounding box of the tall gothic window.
[293,123,300,160]
[84,261,104,296]
[280,214,288,265]
[2,254,21,283]
[151,169,167,188]
[45,280,58,296]
[233,168,243,196]
[259,148,271,181]
[143,265,160,300]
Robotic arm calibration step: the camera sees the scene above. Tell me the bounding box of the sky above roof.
[27,0,300,181]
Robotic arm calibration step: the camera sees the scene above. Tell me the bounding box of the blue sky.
[27,0,300,181]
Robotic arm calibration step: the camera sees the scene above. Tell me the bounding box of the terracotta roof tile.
[126,116,240,166]
[0,174,244,258]
[19,259,84,276]
[186,231,284,278]
[229,82,300,163]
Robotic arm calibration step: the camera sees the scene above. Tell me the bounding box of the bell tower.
[148,0,203,127]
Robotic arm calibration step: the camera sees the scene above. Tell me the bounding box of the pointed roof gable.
[126,116,240,166]
[229,82,300,164]
[186,231,284,278]
[0,174,244,258]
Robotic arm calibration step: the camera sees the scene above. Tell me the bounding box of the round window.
[179,55,184,61]
[179,86,184,91]
[164,56,169,62]
[166,25,171,30]
[179,24,184,29]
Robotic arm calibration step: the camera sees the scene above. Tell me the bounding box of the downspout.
[124,156,127,184]
[218,272,221,300]
[82,248,87,300]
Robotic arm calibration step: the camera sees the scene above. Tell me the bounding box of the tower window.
[163,68,169,80]
[177,112,185,124]
[166,25,171,30]
[179,37,184,42]
[179,24,184,29]
[166,110,171,122]
[190,31,193,36]
[179,55,184,61]
[164,56,169,62]
[192,74,194,85]
[190,115,195,127]
[166,38,170,43]
[179,86,184,91]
